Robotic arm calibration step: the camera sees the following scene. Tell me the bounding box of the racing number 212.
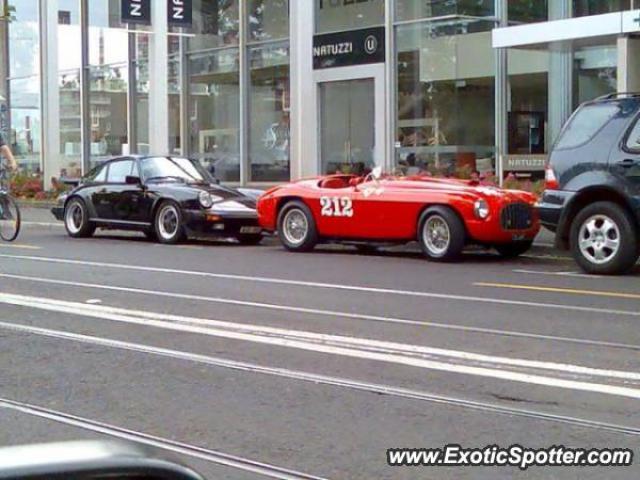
[320,197,354,217]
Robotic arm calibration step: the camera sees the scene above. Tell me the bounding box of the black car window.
[625,119,640,152]
[85,163,107,183]
[107,160,134,183]
[555,103,620,150]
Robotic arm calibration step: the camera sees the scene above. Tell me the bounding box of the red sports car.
[257,169,540,261]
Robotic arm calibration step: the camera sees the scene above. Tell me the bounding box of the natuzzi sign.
[313,27,385,69]
[121,0,193,27]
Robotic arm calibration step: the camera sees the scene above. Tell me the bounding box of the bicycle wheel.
[0,194,21,242]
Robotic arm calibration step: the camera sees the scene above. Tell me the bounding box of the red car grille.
[500,203,534,231]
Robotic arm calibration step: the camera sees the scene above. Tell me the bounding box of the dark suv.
[539,93,640,275]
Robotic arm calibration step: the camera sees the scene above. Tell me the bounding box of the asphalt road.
[0,209,639,479]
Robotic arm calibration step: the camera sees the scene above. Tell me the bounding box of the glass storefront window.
[168,37,182,155]
[188,0,240,51]
[7,0,41,172]
[509,1,548,24]
[574,45,617,107]
[58,0,82,179]
[396,20,495,176]
[573,0,632,17]
[88,3,129,167]
[248,0,289,42]
[396,0,493,22]
[508,49,549,157]
[316,0,384,34]
[188,49,240,182]
[135,34,150,155]
[249,43,290,182]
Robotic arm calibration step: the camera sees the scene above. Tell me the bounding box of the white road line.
[2,320,638,436]
[1,255,639,319]
[2,292,640,399]
[514,269,604,279]
[1,272,639,353]
[3,291,637,381]
[21,221,63,228]
[0,398,326,480]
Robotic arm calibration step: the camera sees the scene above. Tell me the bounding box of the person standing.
[0,131,17,173]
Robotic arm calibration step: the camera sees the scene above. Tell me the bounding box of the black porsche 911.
[51,155,264,245]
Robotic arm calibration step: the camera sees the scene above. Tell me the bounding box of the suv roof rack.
[595,92,640,101]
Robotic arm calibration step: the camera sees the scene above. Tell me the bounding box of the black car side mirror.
[125,175,141,185]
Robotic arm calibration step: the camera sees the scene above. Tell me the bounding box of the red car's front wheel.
[277,200,318,252]
[418,207,465,262]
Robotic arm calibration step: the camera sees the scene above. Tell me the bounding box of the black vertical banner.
[168,0,193,27]
[121,0,151,25]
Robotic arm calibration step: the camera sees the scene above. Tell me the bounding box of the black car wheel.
[570,201,639,275]
[64,198,95,238]
[277,200,318,252]
[418,207,465,262]
[237,234,263,246]
[495,241,533,258]
[155,201,185,244]
[143,228,157,241]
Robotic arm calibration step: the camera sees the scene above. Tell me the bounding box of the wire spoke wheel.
[0,194,21,242]
[282,209,309,246]
[423,215,451,256]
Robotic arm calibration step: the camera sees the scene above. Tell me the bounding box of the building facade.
[1,0,640,188]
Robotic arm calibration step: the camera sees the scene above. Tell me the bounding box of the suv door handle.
[618,159,638,168]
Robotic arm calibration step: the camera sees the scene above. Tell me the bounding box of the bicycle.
[0,168,21,242]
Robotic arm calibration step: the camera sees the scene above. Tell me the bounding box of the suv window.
[555,103,620,150]
[625,118,640,152]
[107,160,133,183]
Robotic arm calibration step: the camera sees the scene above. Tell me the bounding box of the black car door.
[105,159,143,223]
[91,162,116,219]
[123,160,154,223]
[613,115,640,197]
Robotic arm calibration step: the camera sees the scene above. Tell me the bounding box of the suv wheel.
[570,201,639,275]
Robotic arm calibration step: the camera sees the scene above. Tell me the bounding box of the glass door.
[319,78,375,175]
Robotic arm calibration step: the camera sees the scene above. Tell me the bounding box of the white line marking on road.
[514,269,604,279]
[0,244,41,250]
[1,255,639,319]
[85,299,102,304]
[2,272,639,353]
[1,320,638,436]
[21,221,63,228]
[0,398,326,480]
[2,292,640,399]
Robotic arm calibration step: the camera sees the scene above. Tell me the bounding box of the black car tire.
[418,206,465,262]
[355,244,379,254]
[154,201,186,244]
[570,201,639,275]
[143,228,157,241]
[495,241,534,258]
[277,200,318,252]
[237,234,263,246]
[64,198,95,238]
